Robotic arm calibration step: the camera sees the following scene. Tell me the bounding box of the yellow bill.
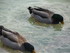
[32,50,36,53]
[61,21,64,24]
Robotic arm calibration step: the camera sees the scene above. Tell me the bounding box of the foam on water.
[0,0,70,53]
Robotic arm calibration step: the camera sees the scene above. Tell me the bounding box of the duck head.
[52,14,64,24]
[21,42,36,53]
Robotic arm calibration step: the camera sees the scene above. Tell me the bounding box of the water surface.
[0,0,70,53]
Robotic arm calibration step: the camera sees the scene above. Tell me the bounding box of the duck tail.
[28,7,33,14]
[0,26,3,35]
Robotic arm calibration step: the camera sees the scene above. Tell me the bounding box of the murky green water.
[0,0,70,53]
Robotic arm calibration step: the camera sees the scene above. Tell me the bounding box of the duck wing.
[32,10,49,18]
[2,30,18,42]
[34,7,48,12]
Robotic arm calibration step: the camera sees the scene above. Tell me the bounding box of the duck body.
[31,10,52,24]
[0,26,35,53]
[28,7,64,24]
[0,30,24,51]
[0,36,35,53]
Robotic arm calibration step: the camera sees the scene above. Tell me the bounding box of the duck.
[0,26,36,53]
[28,6,64,24]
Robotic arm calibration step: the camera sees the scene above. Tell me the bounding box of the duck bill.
[61,21,64,24]
[32,50,36,53]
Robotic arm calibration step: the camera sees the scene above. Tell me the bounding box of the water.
[0,0,70,53]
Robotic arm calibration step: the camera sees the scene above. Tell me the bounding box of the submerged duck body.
[28,7,64,24]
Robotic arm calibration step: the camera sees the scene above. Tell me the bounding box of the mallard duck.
[0,26,36,53]
[28,6,64,24]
